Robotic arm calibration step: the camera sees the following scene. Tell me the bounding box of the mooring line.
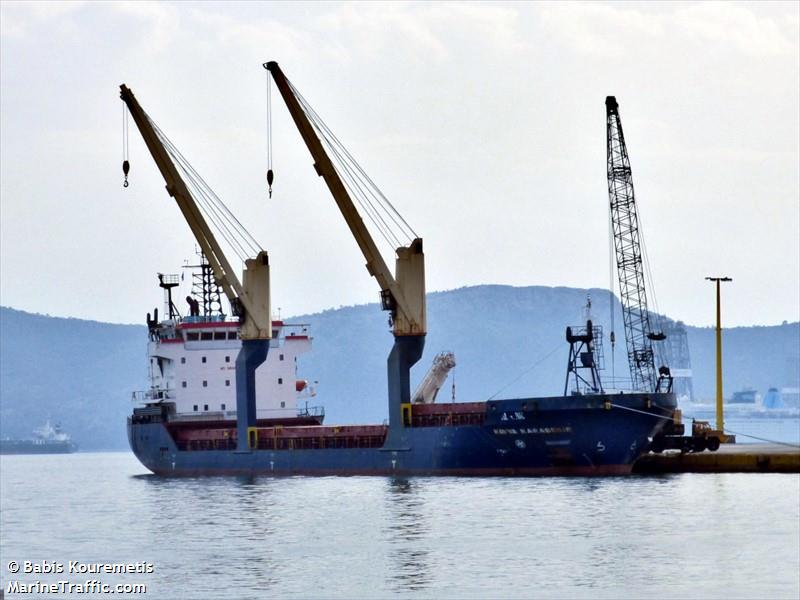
[609,403,800,448]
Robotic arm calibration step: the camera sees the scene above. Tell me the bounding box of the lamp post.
[706,277,732,436]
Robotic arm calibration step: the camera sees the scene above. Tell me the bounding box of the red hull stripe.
[151,465,633,477]
[177,321,237,330]
[177,320,284,331]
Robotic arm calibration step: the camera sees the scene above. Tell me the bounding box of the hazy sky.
[1,1,798,328]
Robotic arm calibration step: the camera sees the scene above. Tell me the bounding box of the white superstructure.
[136,316,314,420]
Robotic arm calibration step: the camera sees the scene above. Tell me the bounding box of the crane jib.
[118,83,271,340]
[263,62,426,338]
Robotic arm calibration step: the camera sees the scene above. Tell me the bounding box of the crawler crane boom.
[605,96,669,393]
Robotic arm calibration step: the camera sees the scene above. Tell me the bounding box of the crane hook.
[267,168,274,198]
[123,160,130,188]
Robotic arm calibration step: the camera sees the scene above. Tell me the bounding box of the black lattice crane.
[606,96,667,393]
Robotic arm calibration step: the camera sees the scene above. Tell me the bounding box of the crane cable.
[284,76,418,255]
[151,116,255,260]
[142,109,262,264]
[122,103,130,187]
[486,342,563,401]
[637,204,663,326]
[293,82,408,249]
[608,205,616,384]
[636,198,668,369]
[266,72,274,198]
[609,403,800,449]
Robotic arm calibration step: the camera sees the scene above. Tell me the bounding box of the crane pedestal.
[235,339,269,452]
[386,335,425,435]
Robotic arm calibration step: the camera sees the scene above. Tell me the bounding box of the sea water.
[1,448,798,599]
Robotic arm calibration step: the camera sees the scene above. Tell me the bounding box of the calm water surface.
[1,452,798,599]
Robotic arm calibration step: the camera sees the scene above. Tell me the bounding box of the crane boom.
[412,352,456,404]
[264,62,426,337]
[605,96,663,392]
[119,84,271,340]
[120,83,272,451]
[263,62,425,436]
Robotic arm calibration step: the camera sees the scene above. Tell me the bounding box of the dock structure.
[633,443,800,474]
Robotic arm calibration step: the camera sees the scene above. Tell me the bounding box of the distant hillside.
[295,286,800,424]
[0,308,146,449]
[686,324,800,399]
[1,287,798,449]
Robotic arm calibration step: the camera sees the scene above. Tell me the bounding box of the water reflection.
[129,474,279,593]
[383,477,432,593]
[3,456,798,598]
[234,478,278,592]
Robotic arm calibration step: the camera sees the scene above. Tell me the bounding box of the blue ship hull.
[128,393,676,476]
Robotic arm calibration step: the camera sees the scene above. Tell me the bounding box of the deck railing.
[131,389,174,403]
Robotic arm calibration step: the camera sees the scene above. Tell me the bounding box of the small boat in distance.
[0,421,78,455]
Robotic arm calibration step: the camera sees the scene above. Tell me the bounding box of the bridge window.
[214,332,226,340]
[200,332,213,341]
[203,404,208,411]
[187,333,199,341]
[201,356,207,363]
[225,380,230,387]
[225,356,230,363]
[227,332,237,340]
[278,378,283,384]
[193,405,198,412]
[221,403,226,410]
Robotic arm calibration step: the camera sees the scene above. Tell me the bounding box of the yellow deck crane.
[264,62,426,435]
[120,84,271,452]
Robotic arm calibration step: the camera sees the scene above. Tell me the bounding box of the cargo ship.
[127,267,677,476]
[0,422,78,455]
[121,64,678,476]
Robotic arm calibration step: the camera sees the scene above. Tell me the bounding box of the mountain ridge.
[2,284,798,449]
